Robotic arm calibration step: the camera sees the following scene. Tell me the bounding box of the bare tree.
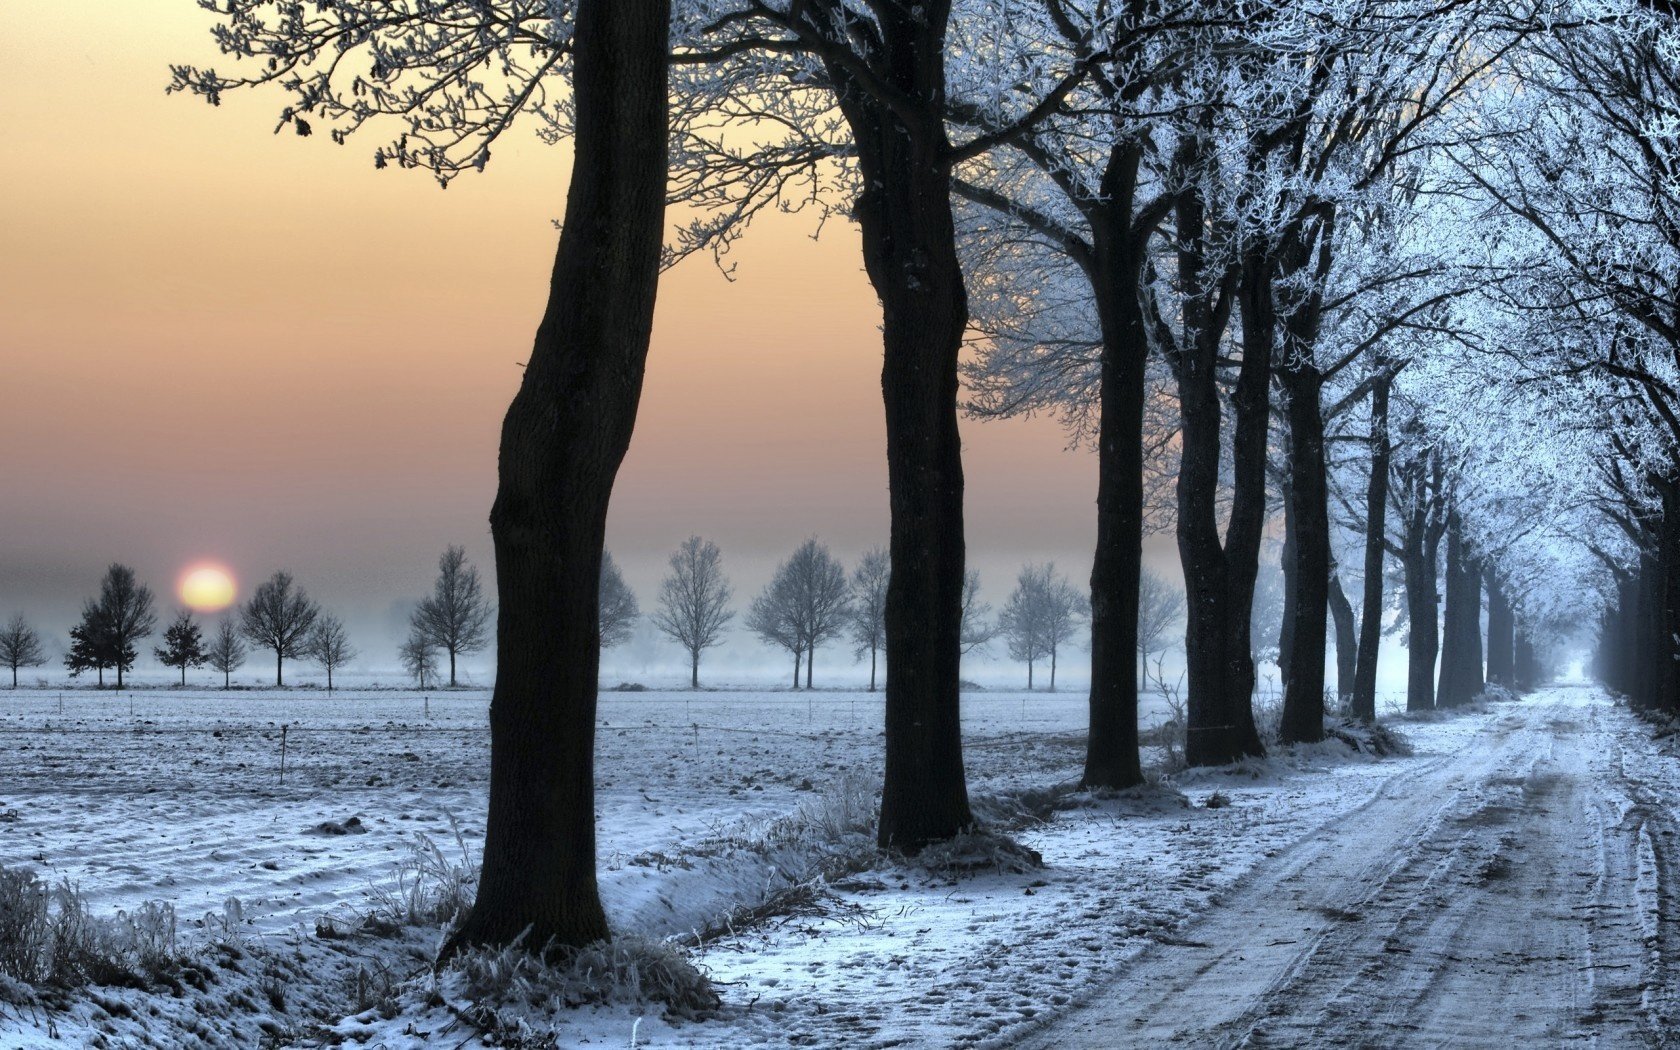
[1136,569,1185,691]
[411,545,492,687]
[652,536,734,689]
[400,629,441,690]
[1000,564,1085,690]
[959,570,1000,656]
[307,614,356,692]
[746,539,851,689]
[153,609,208,686]
[849,547,889,692]
[1040,571,1086,692]
[207,616,247,689]
[0,615,46,688]
[1000,566,1052,690]
[598,551,639,649]
[240,571,319,686]
[746,571,806,687]
[791,540,850,689]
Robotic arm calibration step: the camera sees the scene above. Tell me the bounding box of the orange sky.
[0,2,1111,671]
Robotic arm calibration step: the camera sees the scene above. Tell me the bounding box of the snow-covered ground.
[1,683,1667,1047]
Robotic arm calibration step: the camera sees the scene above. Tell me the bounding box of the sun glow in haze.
[179,564,237,613]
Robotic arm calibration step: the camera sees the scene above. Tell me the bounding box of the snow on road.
[1019,684,1680,1049]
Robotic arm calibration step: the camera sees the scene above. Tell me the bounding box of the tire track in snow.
[1019,687,1680,1049]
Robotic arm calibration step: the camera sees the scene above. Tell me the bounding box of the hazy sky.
[0,3,1130,680]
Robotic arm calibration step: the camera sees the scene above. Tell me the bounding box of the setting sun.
[179,564,236,612]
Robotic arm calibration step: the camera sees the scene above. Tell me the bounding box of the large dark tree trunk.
[1278,363,1329,744]
[1327,572,1356,712]
[1437,512,1484,707]
[1351,375,1391,721]
[446,0,668,955]
[1279,481,1297,689]
[1178,228,1267,767]
[822,5,973,852]
[449,649,458,688]
[1082,200,1148,790]
[1485,567,1515,689]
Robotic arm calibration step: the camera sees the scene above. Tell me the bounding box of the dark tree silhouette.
[0,615,46,688]
[652,537,734,689]
[598,551,639,649]
[848,547,889,692]
[207,616,247,689]
[154,610,208,686]
[399,630,441,690]
[447,0,672,956]
[411,545,493,687]
[307,614,356,692]
[240,571,320,687]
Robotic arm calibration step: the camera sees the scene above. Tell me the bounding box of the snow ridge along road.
[1022,686,1680,1049]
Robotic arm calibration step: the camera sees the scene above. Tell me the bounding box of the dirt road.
[1020,686,1680,1048]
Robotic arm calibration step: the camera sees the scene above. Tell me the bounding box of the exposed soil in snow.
[1020,684,1680,1049]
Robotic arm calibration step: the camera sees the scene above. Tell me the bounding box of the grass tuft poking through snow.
[0,867,181,995]
[445,933,720,1035]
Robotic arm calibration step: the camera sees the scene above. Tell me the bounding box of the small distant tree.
[746,572,806,687]
[598,551,639,649]
[792,540,851,688]
[399,630,441,690]
[153,610,208,686]
[1040,571,1085,692]
[307,614,356,692]
[848,547,890,692]
[0,615,46,688]
[411,545,492,687]
[960,570,1000,657]
[1136,568,1185,690]
[207,616,247,689]
[65,615,111,686]
[652,536,734,689]
[241,571,320,686]
[1000,564,1084,690]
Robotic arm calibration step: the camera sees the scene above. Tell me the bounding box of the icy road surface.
[1021,684,1680,1049]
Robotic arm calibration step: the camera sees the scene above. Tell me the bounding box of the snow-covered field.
[2,683,1666,1047]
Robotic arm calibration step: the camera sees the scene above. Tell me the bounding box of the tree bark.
[1436,512,1484,708]
[450,649,458,688]
[1327,571,1356,712]
[1278,363,1329,744]
[806,640,814,690]
[1178,228,1267,767]
[823,5,974,853]
[275,650,282,688]
[1352,375,1391,721]
[446,0,668,955]
[1484,568,1515,689]
[1079,155,1148,791]
[690,650,699,690]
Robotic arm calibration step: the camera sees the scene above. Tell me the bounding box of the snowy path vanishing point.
[1020,686,1680,1049]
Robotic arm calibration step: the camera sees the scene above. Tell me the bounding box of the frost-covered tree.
[0,615,46,688]
[653,536,734,690]
[411,545,492,687]
[745,540,849,688]
[154,610,208,686]
[173,0,673,954]
[1000,564,1084,690]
